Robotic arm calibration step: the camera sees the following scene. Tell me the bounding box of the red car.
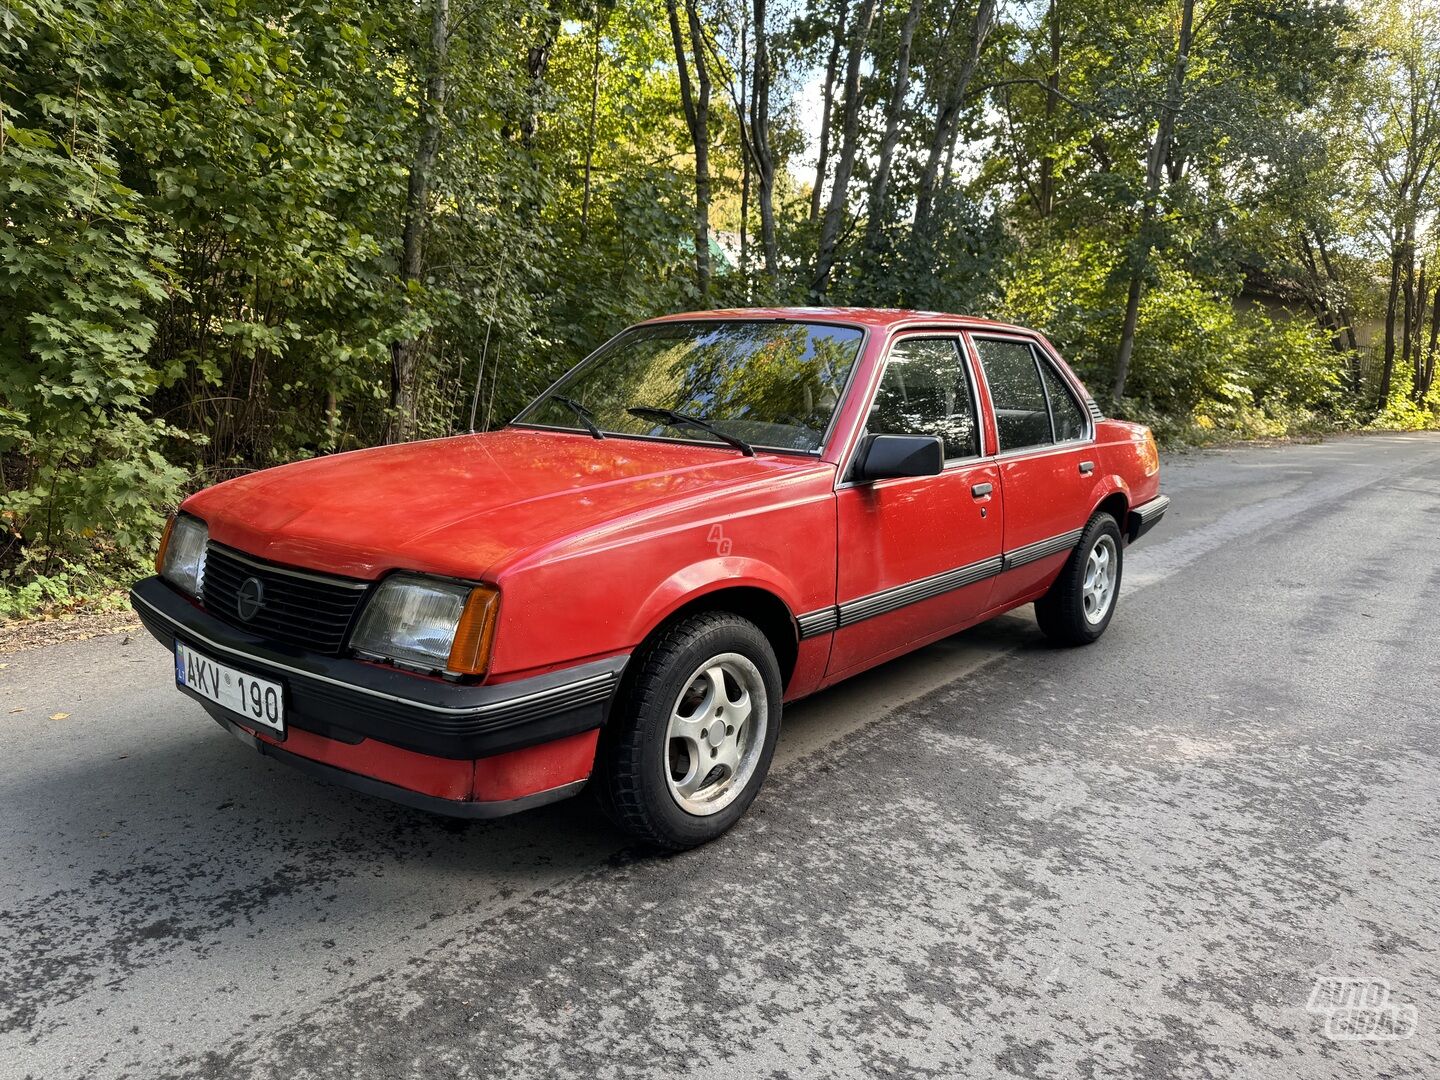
[132,308,1167,849]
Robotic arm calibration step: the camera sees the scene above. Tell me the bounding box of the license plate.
[175,642,285,736]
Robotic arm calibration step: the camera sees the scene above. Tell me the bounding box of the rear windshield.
[516,320,864,453]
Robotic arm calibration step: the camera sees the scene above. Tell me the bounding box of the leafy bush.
[1004,232,1347,442]
[0,0,187,595]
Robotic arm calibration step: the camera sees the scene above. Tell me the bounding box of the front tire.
[1035,512,1123,645]
[598,612,782,851]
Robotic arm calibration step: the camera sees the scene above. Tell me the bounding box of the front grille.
[201,544,368,655]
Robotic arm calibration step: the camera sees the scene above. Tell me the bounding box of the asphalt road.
[3,433,1439,1080]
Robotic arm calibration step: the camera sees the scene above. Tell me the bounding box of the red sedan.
[132,308,1168,849]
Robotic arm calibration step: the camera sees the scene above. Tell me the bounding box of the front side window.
[866,337,979,460]
[516,320,864,453]
[975,338,1052,452]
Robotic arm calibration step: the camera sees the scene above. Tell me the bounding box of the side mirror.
[854,434,944,482]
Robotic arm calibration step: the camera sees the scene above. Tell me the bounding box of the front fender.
[625,556,804,645]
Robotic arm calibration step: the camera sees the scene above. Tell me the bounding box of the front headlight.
[351,574,499,676]
[158,513,208,597]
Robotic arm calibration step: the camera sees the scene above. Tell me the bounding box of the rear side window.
[867,337,980,460]
[975,339,1051,451]
[1038,361,1087,442]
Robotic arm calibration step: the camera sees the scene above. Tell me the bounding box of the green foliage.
[0,0,1433,616]
[0,0,184,594]
[1004,231,1346,438]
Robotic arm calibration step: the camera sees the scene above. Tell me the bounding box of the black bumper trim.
[131,576,627,759]
[207,706,586,818]
[1128,494,1170,543]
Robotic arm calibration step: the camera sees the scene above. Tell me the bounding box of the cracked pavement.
[2,433,1438,1079]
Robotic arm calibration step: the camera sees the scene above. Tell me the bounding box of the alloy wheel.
[1082,534,1118,625]
[664,653,768,816]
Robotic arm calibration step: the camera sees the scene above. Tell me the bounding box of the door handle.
[1078,461,1095,475]
[971,482,993,498]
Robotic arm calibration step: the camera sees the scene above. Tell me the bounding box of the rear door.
[827,335,1003,680]
[968,334,1096,608]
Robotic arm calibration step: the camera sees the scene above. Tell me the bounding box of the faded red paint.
[177,309,1161,812]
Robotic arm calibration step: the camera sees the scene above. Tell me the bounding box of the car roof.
[639,306,1035,334]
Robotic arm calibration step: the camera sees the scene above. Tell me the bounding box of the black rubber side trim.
[1002,528,1085,571]
[796,523,1092,636]
[203,705,586,818]
[796,607,839,638]
[837,555,1005,628]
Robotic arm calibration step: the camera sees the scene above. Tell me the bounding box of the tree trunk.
[667,0,712,301]
[580,11,604,240]
[1423,281,1440,399]
[1111,0,1194,406]
[1401,227,1417,393]
[812,0,879,299]
[1298,233,1338,348]
[864,0,924,250]
[751,0,777,278]
[388,0,449,444]
[1377,240,1402,409]
[522,11,561,148]
[809,1,848,225]
[913,0,997,233]
[864,0,921,252]
[1412,257,1427,396]
[1314,231,1360,354]
[739,11,750,280]
[1037,0,1061,218]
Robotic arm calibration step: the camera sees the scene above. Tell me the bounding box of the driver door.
[826,335,1004,682]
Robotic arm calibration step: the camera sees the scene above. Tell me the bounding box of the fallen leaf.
[49,712,69,720]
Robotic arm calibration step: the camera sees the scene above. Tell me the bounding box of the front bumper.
[131,576,627,761]
[204,707,591,818]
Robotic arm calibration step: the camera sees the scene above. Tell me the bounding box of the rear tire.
[598,612,782,851]
[1035,512,1123,646]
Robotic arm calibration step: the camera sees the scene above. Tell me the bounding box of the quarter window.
[976,338,1051,451]
[866,338,979,460]
[1038,360,1087,442]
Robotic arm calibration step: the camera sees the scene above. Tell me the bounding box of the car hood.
[184,428,823,581]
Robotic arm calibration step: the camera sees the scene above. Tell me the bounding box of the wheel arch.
[624,576,801,694]
[1094,489,1130,530]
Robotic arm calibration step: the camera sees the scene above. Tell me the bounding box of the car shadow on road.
[0,707,634,1040]
[1,607,1052,1044]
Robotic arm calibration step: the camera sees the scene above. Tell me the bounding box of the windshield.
[515,320,864,453]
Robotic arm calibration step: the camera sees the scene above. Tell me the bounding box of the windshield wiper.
[627,406,755,456]
[549,395,605,439]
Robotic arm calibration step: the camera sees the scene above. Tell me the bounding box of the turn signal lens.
[155,515,176,575]
[351,575,500,677]
[447,586,500,676]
